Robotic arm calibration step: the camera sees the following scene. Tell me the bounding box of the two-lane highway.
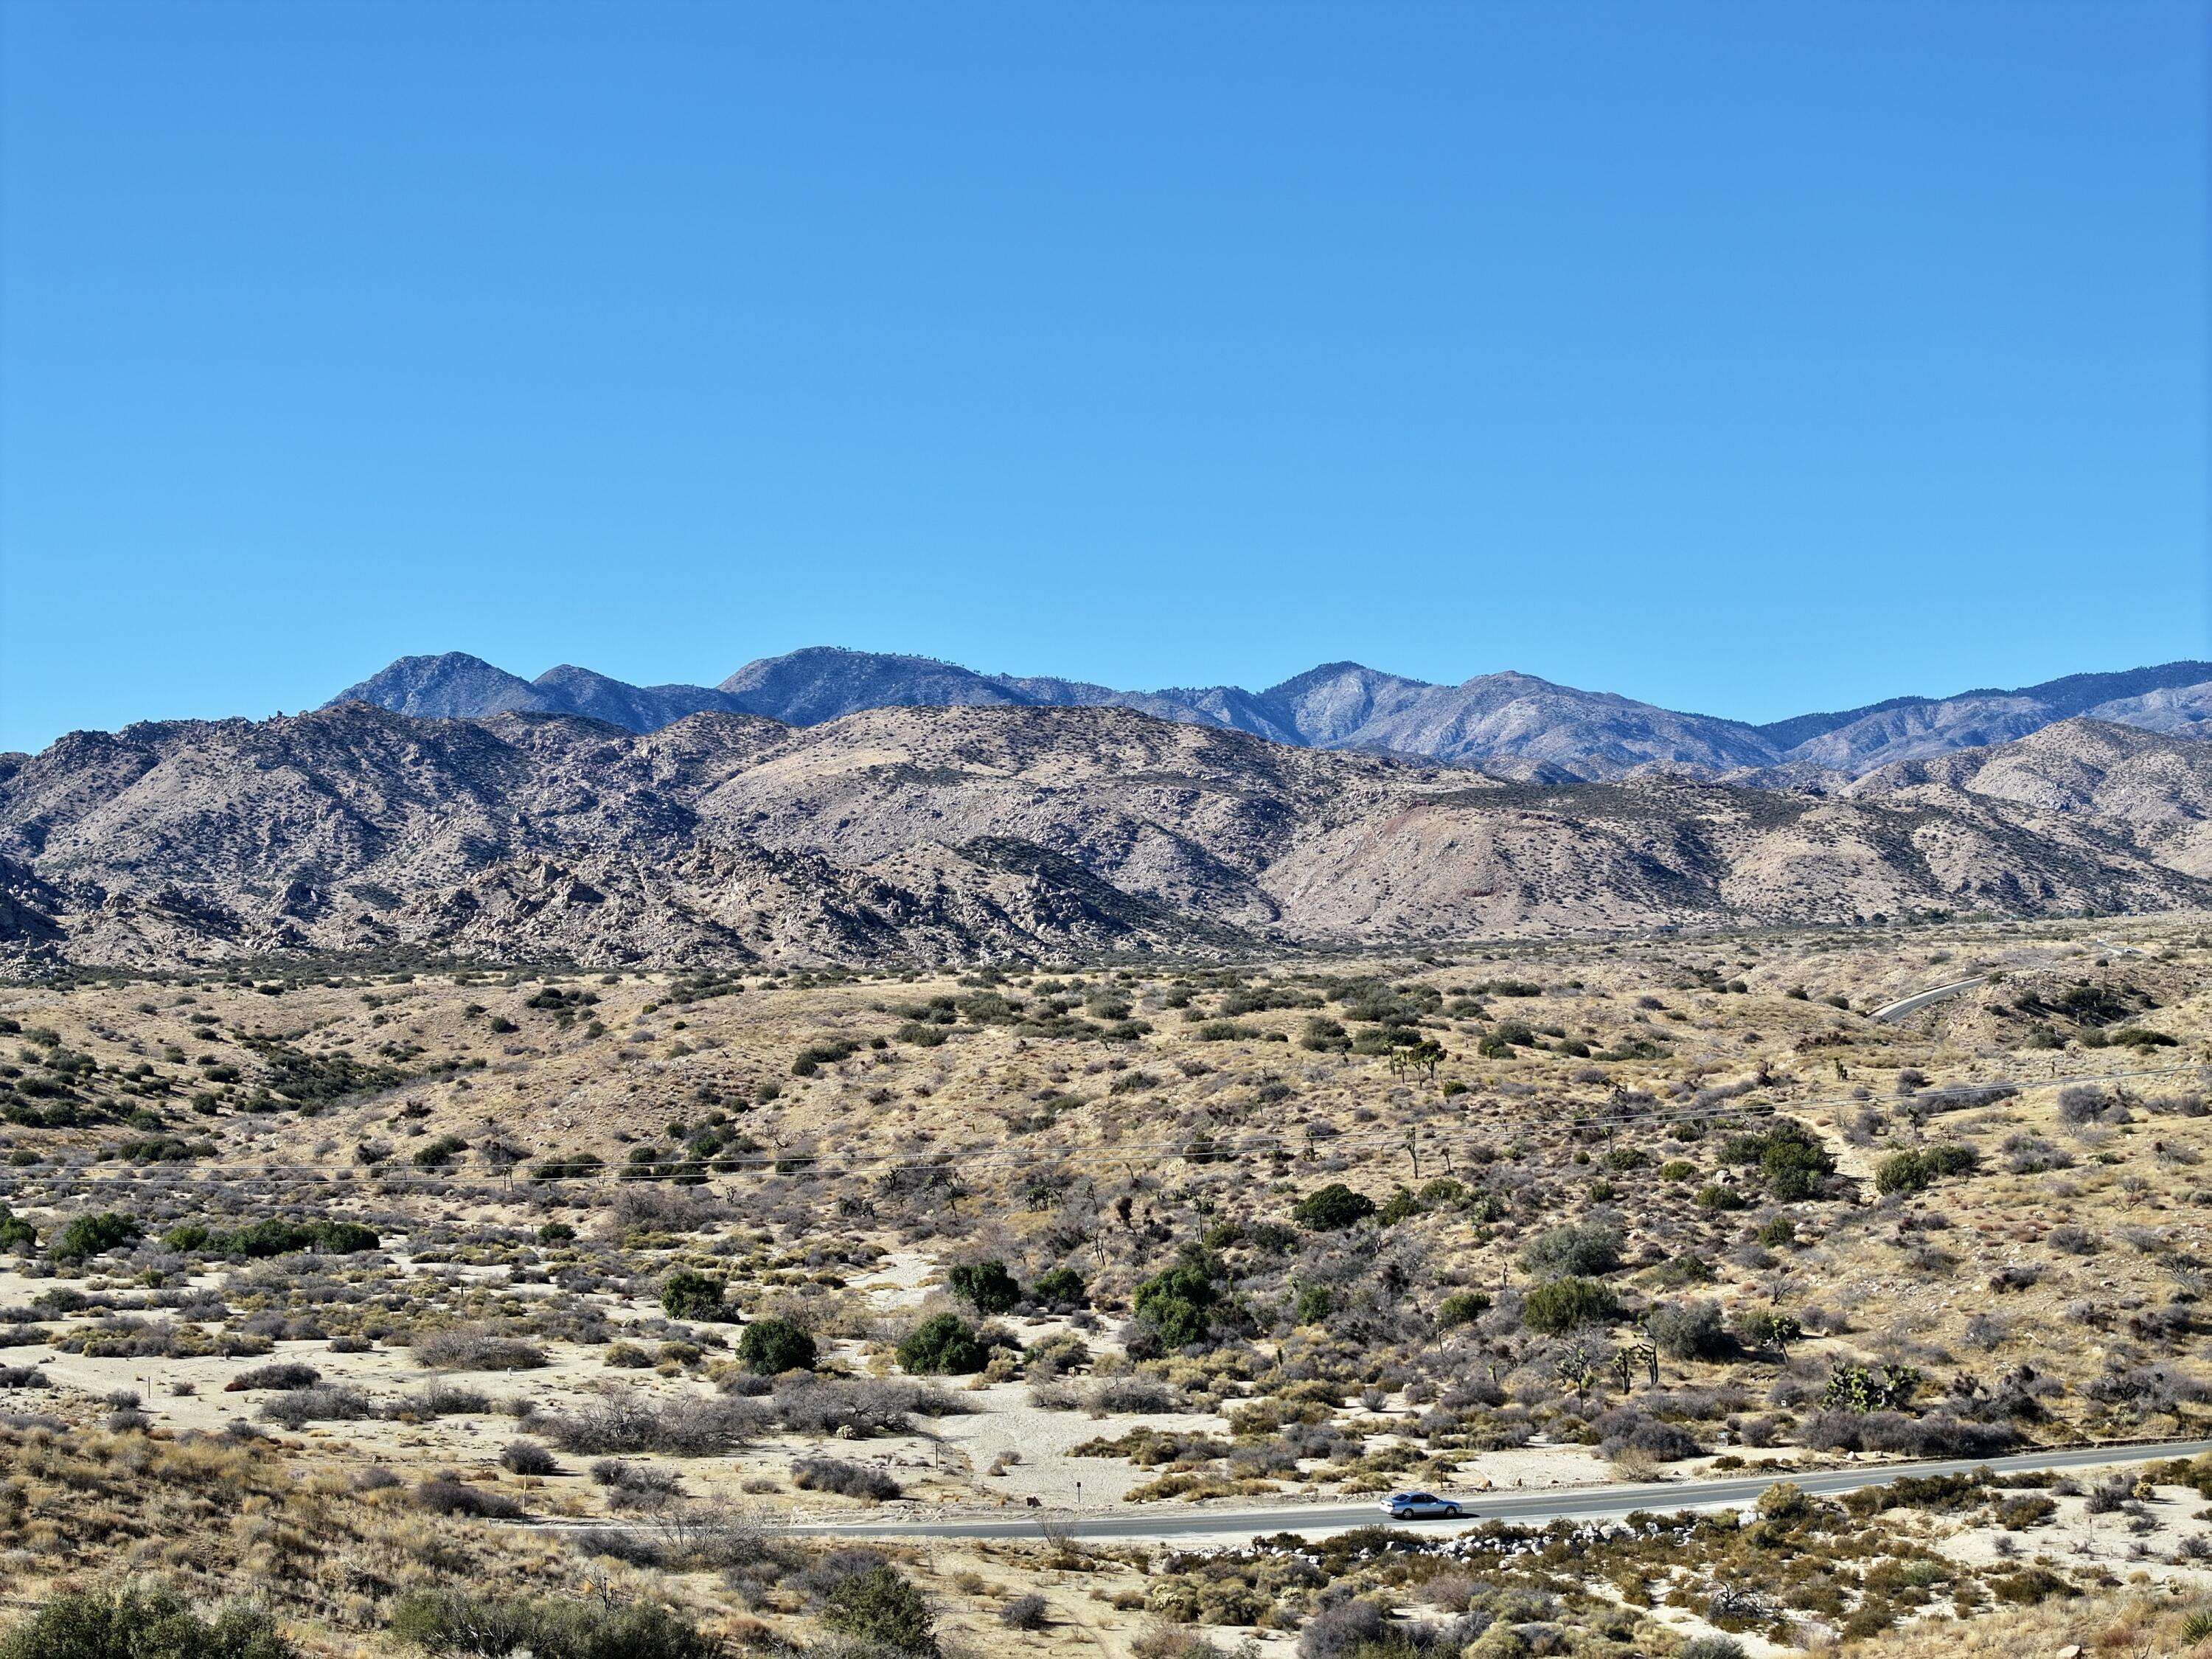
[775,1439,2212,1541]
[521,1439,2212,1544]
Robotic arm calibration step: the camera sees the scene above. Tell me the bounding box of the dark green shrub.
[52,1213,139,1262]
[819,1566,938,1655]
[1133,1261,1218,1347]
[947,1260,1020,1315]
[0,1586,293,1659]
[1030,1267,1088,1309]
[897,1314,990,1376]
[1521,1277,1618,1333]
[1292,1183,1375,1231]
[1436,1290,1492,1328]
[660,1270,728,1322]
[1874,1142,1980,1196]
[737,1318,816,1375]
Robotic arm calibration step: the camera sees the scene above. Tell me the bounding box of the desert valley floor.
[0,913,2208,1654]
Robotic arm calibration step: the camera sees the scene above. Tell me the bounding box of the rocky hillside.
[326,649,2212,782]
[1849,718,2212,879]
[2,703,2206,970]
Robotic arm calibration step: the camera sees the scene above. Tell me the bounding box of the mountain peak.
[327,653,550,720]
[319,647,2212,783]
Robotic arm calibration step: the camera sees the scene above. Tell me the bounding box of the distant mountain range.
[327,648,2212,782]
[3,695,2208,970]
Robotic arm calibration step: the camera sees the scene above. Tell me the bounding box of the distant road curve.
[1869,975,1989,1024]
[524,1439,2212,1544]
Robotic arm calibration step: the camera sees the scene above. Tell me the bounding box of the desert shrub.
[538,1392,765,1455]
[762,1376,956,1438]
[52,1213,140,1262]
[1293,1184,1376,1231]
[1874,1143,1978,1196]
[1133,1259,1220,1348]
[415,1478,524,1519]
[1521,1278,1618,1333]
[737,1318,817,1375]
[1518,1222,1621,1279]
[1644,1299,1731,1360]
[413,1329,547,1371]
[659,1270,728,1322]
[411,1135,469,1169]
[1030,1266,1088,1309]
[1994,1492,2057,1528]
[501,1439,557,1475]
[258,1385,378,1427]
[1717,1121,1835,1200]
[165,1219,379,1258]
[818,1565,939,1655]
[0,1585,294,1659]
[1000,1593,1049,1631]
[1733,1308,1803,1352]
[1090,1376,1176,1414]
[591,1460,683,1502]
[793,1456,902,1500]
[223,1361,321,1393]
[897,1315,990,1376]
[1294,1598,1478,1657]
[947,1259,1020,1314]
[1436,1291,1491,1328]
[1593,1407,1703,1462]
[389,1592,714,1659]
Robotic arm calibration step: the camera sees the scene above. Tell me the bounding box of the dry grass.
[0,911,2207,1652]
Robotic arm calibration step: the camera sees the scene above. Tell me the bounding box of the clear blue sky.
[3,1,2205,751]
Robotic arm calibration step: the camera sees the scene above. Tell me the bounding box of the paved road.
[1869,975,1988,1024]
[752,1439,2212,1542]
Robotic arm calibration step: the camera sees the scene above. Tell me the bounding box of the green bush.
[1521,1277,1618,1333]
[1874,1142,1980,1196]
[1436,1290,1492,1328]
[1133,1261,1218,1347]
[161,1219,379,1258]
[659,1270,728,1322]
[389,1591,715,1659]
[736,1318,816,1375]
[897,1313,990,1375]
[1292,1183,1376,1231]
[0,1586,294,1659]
[52,1213,140,1262]
[947,1259,1020,1314]
[819,1566,939,1655]
[1030,1266,1088,1309]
